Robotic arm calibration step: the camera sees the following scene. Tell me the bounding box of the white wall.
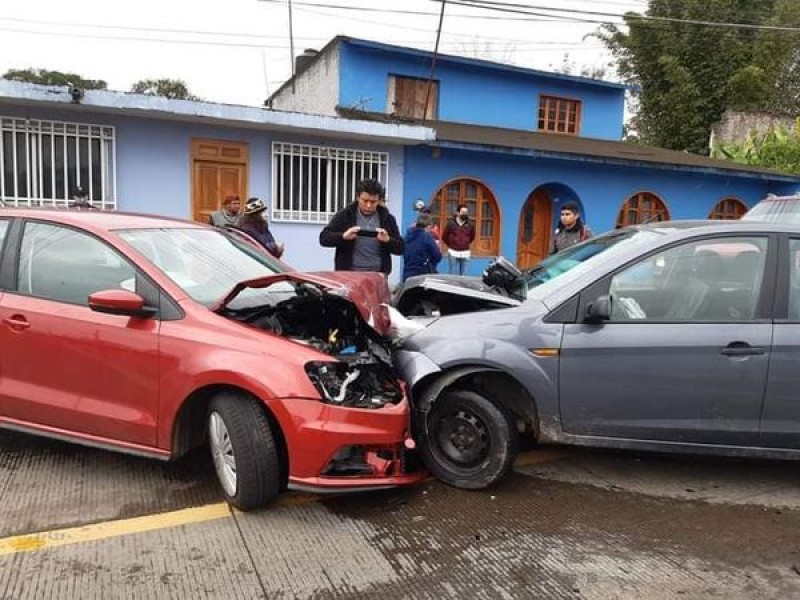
[270,50,340,117]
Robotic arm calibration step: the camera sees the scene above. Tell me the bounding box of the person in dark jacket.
[550,201,592,255]
[237,197,284,258]
[403,212,442,281]
[441,204,475,276]
[319,179,403,274]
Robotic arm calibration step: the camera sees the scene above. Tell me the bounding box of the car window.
[118,227,292,308]
[17,222,136,305]
[609,237,767,322]
[0,219,8,253]
[788,240,800,320]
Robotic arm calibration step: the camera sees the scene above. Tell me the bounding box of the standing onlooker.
[550,201,592,255]
[441,204,475,276]
[237,197,285,258]
[403,212,442,281]
[208,195,241,227]
[319,179,403,275]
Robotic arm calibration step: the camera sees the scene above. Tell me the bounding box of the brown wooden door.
[191,139,248,223]
[516,190,552,269]
[392,76,437,120]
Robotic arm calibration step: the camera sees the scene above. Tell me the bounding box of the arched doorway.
[516,189,552,269]
[516,184,582,269]
[430,178,500,256]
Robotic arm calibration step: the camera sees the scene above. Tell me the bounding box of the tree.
[599,0,800,154]
[553,53,608,80]
[130,78,200,101]
[713,122,800,174]
[3,68,107,90]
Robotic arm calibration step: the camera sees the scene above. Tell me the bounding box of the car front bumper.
[270,396,427,491]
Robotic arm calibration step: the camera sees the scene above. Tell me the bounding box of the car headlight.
[304,360,404,409]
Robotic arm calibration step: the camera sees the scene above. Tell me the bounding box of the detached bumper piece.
[322,444,423,478]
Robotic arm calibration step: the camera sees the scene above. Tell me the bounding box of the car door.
[559,235,774,446]
[0,220,161,447]
[760,236,800,448]
[0,217,11,415]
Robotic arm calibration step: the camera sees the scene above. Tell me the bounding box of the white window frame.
[271,142,388,223]
[0,116,117,208]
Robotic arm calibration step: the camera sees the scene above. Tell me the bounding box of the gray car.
[392,220,800,489]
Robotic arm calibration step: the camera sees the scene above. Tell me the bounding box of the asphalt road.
[1,429,799,599]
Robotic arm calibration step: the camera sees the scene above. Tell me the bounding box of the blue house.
[269,37,800,274]
[0,79,433,275]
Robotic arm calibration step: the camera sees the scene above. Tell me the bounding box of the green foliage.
[130,78,200,101]
[599,0,800,154]
[3,68,107,90]
[713,121,800,174]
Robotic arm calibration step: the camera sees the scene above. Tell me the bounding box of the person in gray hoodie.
[550,201,592,255]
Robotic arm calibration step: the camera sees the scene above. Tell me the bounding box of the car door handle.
[720,342,765,356]
[3,315,31,331]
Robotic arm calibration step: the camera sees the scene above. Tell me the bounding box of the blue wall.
[403,145,799,276]
[339,42,626,140]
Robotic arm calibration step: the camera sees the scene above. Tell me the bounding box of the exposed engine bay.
[219,281,403,409]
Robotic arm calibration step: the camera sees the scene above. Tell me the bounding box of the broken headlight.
[305,359,404,409]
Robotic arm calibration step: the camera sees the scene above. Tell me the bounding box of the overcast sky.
[0,0,645,106]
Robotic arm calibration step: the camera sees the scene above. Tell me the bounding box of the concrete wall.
[0,104,407,279]
[403,144,799,276]
[269,50,340,116]
[339,43,626,140]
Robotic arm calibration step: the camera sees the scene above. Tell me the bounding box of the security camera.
[69,86,84,104]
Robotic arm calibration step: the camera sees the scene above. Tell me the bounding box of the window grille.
[0,117,116,208]
[271,142,388,223]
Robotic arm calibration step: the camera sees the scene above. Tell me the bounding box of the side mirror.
[585,294,611,323]
[89,289,157,318]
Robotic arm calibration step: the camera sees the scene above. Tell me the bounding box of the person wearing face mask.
[441,203,475,276]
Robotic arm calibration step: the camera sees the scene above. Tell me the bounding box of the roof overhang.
[0,79,435,145]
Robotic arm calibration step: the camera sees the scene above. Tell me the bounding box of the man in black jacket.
[319,179,404,274]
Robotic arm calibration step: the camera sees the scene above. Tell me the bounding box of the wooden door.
[391,76,437,120]
[516,190,552,270]
[191,139,248,223]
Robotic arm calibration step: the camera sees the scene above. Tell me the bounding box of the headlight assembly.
[305,359,404,409]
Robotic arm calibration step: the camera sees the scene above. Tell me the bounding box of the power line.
[444,0,800,33]
[0,16,316,41]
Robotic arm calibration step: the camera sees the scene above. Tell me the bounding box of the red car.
[0,209,424,510]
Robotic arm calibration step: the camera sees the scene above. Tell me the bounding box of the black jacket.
[319,203,404,274]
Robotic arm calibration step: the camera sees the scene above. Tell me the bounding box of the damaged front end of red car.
[213,271,427,490]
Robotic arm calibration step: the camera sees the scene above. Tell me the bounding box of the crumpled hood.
[395,273,521,307]
[211,270,392,335]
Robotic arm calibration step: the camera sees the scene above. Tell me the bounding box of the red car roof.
[0,208,204,231]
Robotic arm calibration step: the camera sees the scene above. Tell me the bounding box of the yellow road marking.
[0,491,320,558]
[0,503,231,557]
[0,451,575,558]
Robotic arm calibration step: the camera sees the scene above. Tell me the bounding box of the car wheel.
[208,393,282,511]
[418,389,519,489]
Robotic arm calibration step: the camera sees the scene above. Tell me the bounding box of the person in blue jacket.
[403,211,442,281]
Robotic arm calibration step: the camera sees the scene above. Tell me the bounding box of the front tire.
[208,393,282,511]
[417,389,519,489]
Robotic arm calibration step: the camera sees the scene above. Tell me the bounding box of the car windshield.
[117,227,291,307]
[524,228,662,300]
[742,197,800,224]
